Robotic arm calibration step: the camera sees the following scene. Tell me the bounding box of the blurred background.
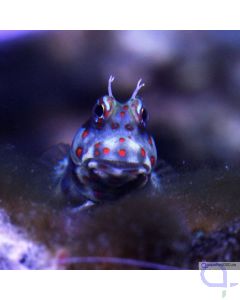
[1,30,240,171]
[1,31,240,268]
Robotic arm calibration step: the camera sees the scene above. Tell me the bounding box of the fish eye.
[141,107,148,125]
[94,104,104,118]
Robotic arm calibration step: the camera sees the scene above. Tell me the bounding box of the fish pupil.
[141,108,148,124]
[94,104,104,118]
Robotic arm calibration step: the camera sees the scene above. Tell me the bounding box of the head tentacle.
[131,79,145,99]
[108,75,115,98]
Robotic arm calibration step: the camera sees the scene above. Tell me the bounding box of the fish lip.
[82,158,150,192]
[85,158,151,174]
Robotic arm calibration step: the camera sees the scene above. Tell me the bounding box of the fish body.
[52,77,158,206]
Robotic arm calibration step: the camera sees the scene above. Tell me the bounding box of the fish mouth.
[85,158,150,188]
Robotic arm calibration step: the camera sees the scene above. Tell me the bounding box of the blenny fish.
[51,76,158,208]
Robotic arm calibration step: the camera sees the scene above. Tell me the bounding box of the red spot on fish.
[107,97,113,107]
[141,148,146,157]
[118,149,126,157]
[111,122,120,130]
[120,111,125,118]
[104,110,110,118]
[150,156,156,166]
[103,147,110,154]
[119,137,125,143]
[125,124,134,131]
[123,105,129,111]
[148,136,153,146]
[94,149,100,157]
[95,142,101,148]
[96,117,104,127]
[82,130,89,139]
[76,147,83,158]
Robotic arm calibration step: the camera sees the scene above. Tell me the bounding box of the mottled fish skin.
[54,77,158,205]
